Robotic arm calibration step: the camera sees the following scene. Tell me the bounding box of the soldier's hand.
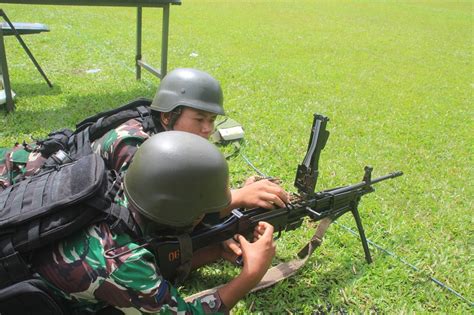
[232,178,289,209]
[220,238,242,263]
[237,222,275,280]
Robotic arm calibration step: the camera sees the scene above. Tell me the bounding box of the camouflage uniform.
[92,118,162,174]
[92,118,223,226]
[33,210,227,314]
[0,116,158,191]
[0,144,47,191]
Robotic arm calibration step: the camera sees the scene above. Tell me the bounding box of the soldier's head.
[150,68,225,139]
[124,131,231,234]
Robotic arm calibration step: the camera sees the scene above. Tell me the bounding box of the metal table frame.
[0,10,52,111]
[0,0,181,112]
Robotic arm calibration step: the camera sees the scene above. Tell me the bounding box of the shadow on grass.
[1,86,154,135]
[61,87,153,124]
[181,252,372,313]
[0,82,61,115]
[242,257,372,313]
[11,82,62,98]
[184,261,237,291]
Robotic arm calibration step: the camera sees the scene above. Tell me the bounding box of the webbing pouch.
[0,154,122,260]
[68,127,93,159]
[38,128,74,157]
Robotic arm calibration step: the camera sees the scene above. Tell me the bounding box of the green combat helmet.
[124,131,231,228]
[150,68,225,115]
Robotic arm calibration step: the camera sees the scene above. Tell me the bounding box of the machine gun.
[108,114,403,281]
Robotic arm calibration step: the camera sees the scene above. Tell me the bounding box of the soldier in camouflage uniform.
[33,132,276,314]
[1,68,288,217]
[1,68,287,267]
[92,68,289,213]
[90,68,288,259]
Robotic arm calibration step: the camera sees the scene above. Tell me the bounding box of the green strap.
[175,234,193,285]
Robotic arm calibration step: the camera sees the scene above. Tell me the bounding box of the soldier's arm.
[107,245,228,314]
[221,178,289,217]
[91,118,151,172]
[217,222,276,308]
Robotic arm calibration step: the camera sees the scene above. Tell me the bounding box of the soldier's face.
[173,108,217,139]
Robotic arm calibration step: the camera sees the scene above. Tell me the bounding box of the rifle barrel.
[370,171,403,184]
[325,171,403,195]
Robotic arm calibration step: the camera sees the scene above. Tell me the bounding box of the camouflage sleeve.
[104,137,141,173]
[91,119,151,173]
[101,243,228,314]
[33,222,228,314]
[0,148,11,190]
[0,145,46,190]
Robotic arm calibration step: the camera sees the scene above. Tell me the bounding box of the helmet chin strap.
[162,107,182,130]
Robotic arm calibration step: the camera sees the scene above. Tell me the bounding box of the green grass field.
[0,0,472,313]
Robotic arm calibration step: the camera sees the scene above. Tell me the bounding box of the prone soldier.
[1,68,289,214]
[32,131,276,314]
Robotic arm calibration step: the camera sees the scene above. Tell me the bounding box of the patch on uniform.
[198,292,224,313]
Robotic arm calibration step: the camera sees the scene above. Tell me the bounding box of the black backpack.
[75,97,155,139]
[0,154,139,315]
[0,98,156,191]
[44,97,156,168]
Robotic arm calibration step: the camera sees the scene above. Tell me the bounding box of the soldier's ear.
[160,112,171,129]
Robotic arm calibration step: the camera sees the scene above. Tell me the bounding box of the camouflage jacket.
[0,144,47,191]
[92,118,163,173]
[0,117,161,190]
[32,220,227,314]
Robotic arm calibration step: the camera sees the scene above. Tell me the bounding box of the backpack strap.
[76,97,152,130]
[174,234,193,285]
[136,105,156,134]
[100,170,141,238]
[69,127,93,158]
[83,104,157,145]
[10,176,32,214]
[0,185,13,209]
[0,236,29,288]
[105,203,141,238]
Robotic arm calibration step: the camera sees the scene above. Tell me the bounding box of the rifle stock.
[150,113,403,281]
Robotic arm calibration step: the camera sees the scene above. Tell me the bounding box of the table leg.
[136,6,142,80]
[161,4,170,79]
[0,27,14,112]
[1,9,52,88]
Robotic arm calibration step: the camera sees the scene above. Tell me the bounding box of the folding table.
[0,0,181,112]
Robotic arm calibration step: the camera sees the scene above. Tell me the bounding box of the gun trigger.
[235,255,244,267]
[306,206,321,218]
[274,229,282,240]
